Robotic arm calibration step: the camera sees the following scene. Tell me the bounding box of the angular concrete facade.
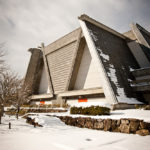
[24,14,150,106]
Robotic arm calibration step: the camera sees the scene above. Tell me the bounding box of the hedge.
[70,106,110,116]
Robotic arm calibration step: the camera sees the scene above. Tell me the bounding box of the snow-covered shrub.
[70,106,110,116]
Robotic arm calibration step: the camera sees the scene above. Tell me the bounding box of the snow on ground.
[47,109,150,122]
[0,112,150,150]
[5,107,66,111]
[71,101,112,108]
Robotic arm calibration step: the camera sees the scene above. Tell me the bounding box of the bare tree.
[0,71,31,119]
[0,72,19,114]
[0,43,32,122]
[0,43,7,122]
[14,80,31,119]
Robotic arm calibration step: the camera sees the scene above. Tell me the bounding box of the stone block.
[77,117,85,127]
[121,119,129,125]
[111,120,117,131]
[112,127,120,132]
[136,129,150,136]
[119,124,130,133]
[104,119,111,131]
[117,120,121,126]
[139,121,148,129]
[84,119,94,129]
[93,119,104,130]
[130,120,140,133]
[70,118,77,126]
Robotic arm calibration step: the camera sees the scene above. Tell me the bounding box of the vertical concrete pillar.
[24,48,43,94]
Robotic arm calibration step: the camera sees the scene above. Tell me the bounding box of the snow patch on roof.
[107,64,142,104]
[107,64,118,83]
[116,88,142,104]
[129,67,135,72]
[97,47,110,61]
[89,29,98,41]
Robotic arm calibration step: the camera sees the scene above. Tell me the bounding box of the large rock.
[84,118,94,129]
[139,121,148,129]
[121,119,129,125]
[129,119,140,133]
[76,117,85,128]
[112,127,120,132]
[147,123,150,131]
[69,117,77,126]
[66,117,73,125]
[93,119,104,130]
[104,119,111,131]
[111,120,117,131]
[59,116,66,122]
[26,117,33,124]
[119,124,130,133]
[26,117,43,127]
[136,129,150,136]
[117,120,121,126]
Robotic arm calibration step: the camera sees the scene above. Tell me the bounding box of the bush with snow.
[70,106,110,116]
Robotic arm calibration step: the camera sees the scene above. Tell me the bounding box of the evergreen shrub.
[70,106,110,116]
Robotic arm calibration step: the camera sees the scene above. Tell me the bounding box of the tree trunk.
[0,105,4,117]
[16,113,18,119]
[16,106,20,119]
[0,114,1,124]
[2,105,4,116]
[9,122,11,129]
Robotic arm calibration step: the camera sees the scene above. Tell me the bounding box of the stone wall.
[58,116,150,136]
[21,108,67,113]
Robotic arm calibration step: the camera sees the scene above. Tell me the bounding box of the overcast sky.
[0,0,150,77]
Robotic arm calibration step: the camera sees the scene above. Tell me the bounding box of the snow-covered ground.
[0,112,150,150]
[46,109,150,122]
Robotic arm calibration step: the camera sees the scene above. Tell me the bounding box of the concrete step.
[132,84,150,92]
[130,78,150,84]
[131,67,150,77]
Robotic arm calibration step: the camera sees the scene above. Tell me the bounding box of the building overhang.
[58,87,104,98]
[78,14,126,40]
[30,93,53,100]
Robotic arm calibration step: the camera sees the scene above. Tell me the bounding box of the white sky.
[0,0,150,77]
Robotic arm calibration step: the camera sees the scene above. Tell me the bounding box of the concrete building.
[24,14,150,107]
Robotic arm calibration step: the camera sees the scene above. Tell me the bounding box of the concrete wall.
[127,41,150,68]
[67,97,106,106]
[130,24,150,64]
[74,43,102,90]
[137,25,150,62]
[30,101,52,105]
[24,48,43,94]
[46,41,77,93]
[44,28,81,94]
[38,66,50,94]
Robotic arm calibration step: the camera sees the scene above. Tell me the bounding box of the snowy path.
[0,114,150,150]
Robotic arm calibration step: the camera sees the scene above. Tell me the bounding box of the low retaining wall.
[6,108,67,116]
[24,108,67,113]
[58,116,150,136]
